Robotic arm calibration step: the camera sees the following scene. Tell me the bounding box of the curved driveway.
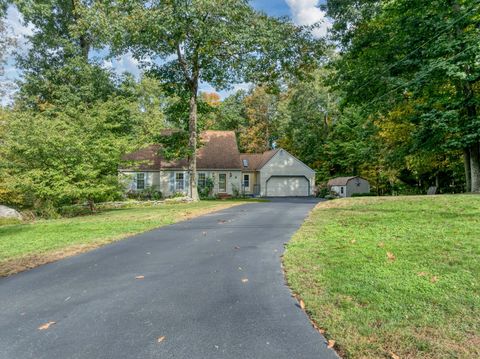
[0,198,337,359]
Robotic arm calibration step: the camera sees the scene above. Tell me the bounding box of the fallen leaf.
[417,271,427,277]
[327,339,335,348]
[350,239,356,244]
[430,276,438,283]
[378,242,385,248]
[389,352,400,359]
[299,299,306,310]
[319,328,326,334]
[38,321,56,330]
[135,275,145,280]
[241,278,249,283]
[157,336,166,343]
[386,252,396,261]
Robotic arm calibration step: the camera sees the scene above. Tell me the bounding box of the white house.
[327,176,370,198]
[120,130,315,197]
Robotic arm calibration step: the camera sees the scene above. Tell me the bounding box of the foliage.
[127,187,162,201]
[326,0,480,192]
[198,177,214,199]
[0,108,128,214]
[284,195,480,358]
[94,0,324,200]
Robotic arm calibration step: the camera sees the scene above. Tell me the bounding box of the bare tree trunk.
[189,87,200,201]
[470,142,480,193]
[464,148,472,192]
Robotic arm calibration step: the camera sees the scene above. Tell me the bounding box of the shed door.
[266,176,309,197]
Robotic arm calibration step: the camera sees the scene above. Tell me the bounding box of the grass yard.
[0,200,248,276]
[283,195,480,359]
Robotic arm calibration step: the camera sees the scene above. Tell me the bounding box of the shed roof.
[327,176,362,186]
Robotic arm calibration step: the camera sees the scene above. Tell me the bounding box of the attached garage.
[265,176,310,197]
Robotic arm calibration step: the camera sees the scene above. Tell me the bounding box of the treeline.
[0,0,321,214]
[203,0,480,195]
[1,0,478,216]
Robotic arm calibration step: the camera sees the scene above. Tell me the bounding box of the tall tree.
[99,0,323,200]
[239,86,279,153]
[13,0,108,108]
[327,0,480,192]
[0,2,16,98]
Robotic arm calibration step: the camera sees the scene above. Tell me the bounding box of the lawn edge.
[281,200,343,358]
[0,201,248,277]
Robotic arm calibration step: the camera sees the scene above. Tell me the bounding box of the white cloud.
[109,52,142,78]
[1,5,35,105]
[6,5,34,53]
[285,0,330,38]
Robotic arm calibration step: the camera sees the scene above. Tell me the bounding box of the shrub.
[127,187,163,201]
[324,194,337,200]
[317,187,330,198]
[199,177,215,199]
[350,192,376,197]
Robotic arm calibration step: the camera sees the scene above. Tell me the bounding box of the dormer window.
[242,159,249,167]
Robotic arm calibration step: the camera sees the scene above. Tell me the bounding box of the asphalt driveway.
[0,199,337,359]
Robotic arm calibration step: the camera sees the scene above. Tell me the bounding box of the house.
[120,130,315,197]
[327,176,370,198]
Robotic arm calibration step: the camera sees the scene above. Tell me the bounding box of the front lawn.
[283,195,480,359]
[0,200,248,276]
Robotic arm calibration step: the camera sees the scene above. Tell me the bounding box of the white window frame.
[176,172,185,191]
[198,173,206,188]
[218,173,227,193]
[243,174,250,190]
[136,173,146,190]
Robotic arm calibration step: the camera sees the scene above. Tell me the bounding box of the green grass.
[283,195,480,359]
[0,200,245,275]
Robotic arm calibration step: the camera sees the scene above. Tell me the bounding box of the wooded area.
[0,0,478,215]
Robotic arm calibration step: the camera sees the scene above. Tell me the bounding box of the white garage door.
[266,176,309,197]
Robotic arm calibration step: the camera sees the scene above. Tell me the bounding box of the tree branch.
[176,41,192,84]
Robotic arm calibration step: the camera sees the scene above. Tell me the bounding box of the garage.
[265,176,310,197]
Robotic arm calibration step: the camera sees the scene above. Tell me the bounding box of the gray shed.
[327,176,370,198]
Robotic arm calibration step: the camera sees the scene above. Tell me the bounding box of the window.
[243,174,250,189]
[176,172,184,190]
[198,173,206,188]
[219,173,227,192]
[340,186,344,194]
[136,173,145,190]
[242,159,249,168]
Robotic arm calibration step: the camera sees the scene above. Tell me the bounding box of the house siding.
[346,178,370,197]
[330,178,370,197]
[258,149,315,197]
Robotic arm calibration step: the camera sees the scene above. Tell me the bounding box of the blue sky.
[2,1,329,103]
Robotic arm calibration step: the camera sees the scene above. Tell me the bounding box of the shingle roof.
[240,149,279,170]
[121,130,242,170]
[327,176,359,186]
[121,144,162,171]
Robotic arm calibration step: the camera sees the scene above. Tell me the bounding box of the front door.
[218,173,227,193]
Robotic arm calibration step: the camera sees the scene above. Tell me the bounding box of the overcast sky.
[1,1,329,103]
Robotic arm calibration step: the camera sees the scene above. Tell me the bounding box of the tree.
[326,0,480,192]
[238,86,279,153]
[0,2,16,98]
[100,0,323,200]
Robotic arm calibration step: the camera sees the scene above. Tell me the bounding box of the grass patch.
[283,195,480,359]
[0,200,247,276]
